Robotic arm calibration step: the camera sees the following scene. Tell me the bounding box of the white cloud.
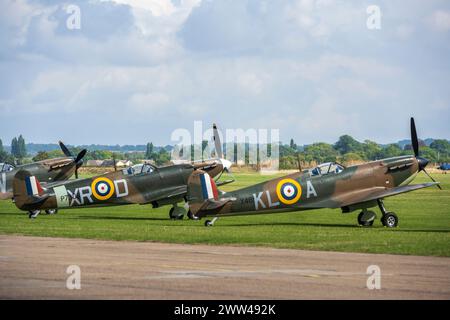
[395,24,415,39]
[428,10,450,31]
[237,73,267,96]
[0,0,449,145]
[102,0,176,16]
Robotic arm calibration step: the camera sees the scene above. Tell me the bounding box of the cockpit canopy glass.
[123,163,155,175]
[0,163,14,172]
[310,162,344,176]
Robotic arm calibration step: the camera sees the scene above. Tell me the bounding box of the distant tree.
[145,142,154,159]
[87,150,114,160]
[380,144,404,158]
[340,152,363,164]
[289,139,297,150]
[0,139,10,163]
[430,139,450,162]
[404,139,426,151]
[155,148,170,166]
[46,150,65,159]
[334,135,363,154]
[418,146,438,162]
[362,140,382,160]
[279,144,297,158]
[11,137,18,158]
[303,143,339,163]
[32,151,50,162]
[17,135,26,158]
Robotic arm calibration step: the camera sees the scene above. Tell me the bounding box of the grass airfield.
[0,171,449,257]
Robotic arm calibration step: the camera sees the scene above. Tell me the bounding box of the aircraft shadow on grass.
[76,215,170,222]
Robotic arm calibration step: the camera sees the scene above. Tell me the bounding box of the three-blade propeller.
[410,118,442,189]
[212,123,232,174]
[59,141,87,179]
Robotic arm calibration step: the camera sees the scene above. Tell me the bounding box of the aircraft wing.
[305,182,439,209]
[140,185,188,204]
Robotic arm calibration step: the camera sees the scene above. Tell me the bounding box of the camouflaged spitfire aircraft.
[0,142,86,210]
[186,118,441,228]
[11,125,232,219]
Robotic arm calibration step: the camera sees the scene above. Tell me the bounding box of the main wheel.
[45,209,58,215]
[169,207,184,220]
[381,212,398,228]
[357,210,376,227]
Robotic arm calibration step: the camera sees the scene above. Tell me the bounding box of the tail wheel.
[205,220,213,227]
[45,209,58,215]
[28,210,40,219]
[381,212,398,228]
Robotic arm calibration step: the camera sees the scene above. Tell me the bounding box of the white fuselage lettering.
[266,190,280,207]
[306,180,318,198]
[114,179,129,198]
[79,186,93,204]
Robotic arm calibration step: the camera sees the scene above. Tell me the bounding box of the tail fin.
[187,170,230,218]
[13,170,47,211]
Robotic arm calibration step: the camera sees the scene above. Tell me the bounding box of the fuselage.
[204,155,419,217]
[16,164,195,211]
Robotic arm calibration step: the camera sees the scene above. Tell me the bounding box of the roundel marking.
[276,178,302,205]
[91,177,115,201]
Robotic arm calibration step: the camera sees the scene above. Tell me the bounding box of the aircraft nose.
[417,157,429,171]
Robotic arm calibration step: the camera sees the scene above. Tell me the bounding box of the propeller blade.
[410,117,419,157]
[423,169,442,190]
[75,168,79,179]
[59,141,72,157]
[75,149,87,164]
[213,123,224,159]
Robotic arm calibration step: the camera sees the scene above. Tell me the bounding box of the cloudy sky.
[1,0,449,146]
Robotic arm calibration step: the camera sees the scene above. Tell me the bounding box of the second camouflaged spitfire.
[186,118,441,228]
[11,125,232,219]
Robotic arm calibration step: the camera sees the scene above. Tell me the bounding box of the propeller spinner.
[59,141,87,179]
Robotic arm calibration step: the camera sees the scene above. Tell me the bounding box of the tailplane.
[13,170,48,211]
[187,170,231,218]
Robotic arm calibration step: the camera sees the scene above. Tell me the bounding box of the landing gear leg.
[205,217,219,227]
[377,199,398,228]
[187,210,199,220]
[28,210,40,219]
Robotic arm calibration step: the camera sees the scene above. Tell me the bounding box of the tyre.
[45,209,58,215]
[381,212,398,228]
[169,207,184,220]
[357,210,376,227]
[205,220,213,227]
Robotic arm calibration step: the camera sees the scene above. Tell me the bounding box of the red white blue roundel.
[96,181,110,196]
[276,178,302,205]
[281,183,297,199]
[91,177,115,201]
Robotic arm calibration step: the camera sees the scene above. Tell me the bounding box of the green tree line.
[279,136,450,169]
[1,135,449,169]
